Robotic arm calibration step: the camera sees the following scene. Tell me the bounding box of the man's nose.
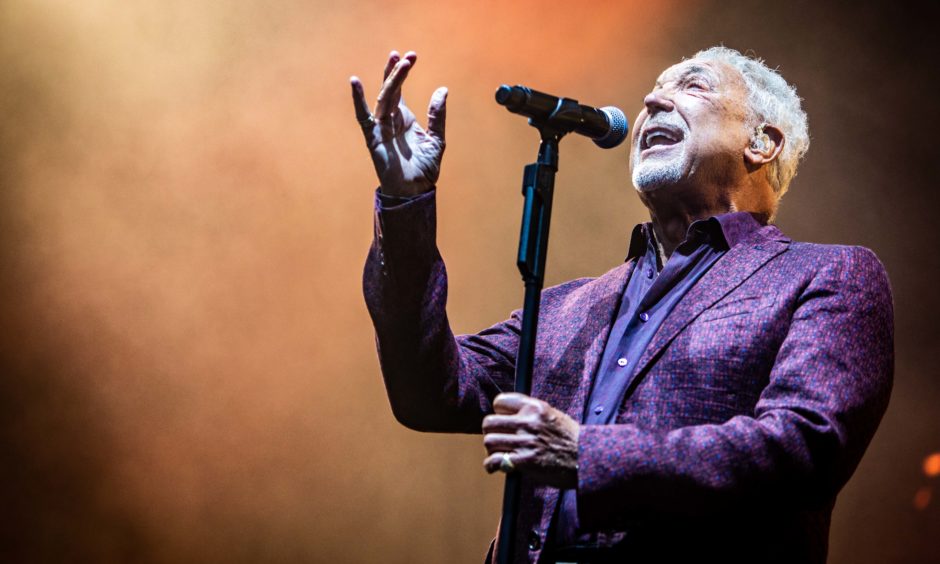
[644,88,675,115]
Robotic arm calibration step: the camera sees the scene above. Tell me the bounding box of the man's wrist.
[379,183,435,199]
[377,187,435,209]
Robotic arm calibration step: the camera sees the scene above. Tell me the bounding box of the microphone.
[495,85,629,149]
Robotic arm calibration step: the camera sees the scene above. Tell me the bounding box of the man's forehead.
[655,58,739,86]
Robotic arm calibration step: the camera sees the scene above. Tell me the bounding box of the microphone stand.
[496,96,582,564]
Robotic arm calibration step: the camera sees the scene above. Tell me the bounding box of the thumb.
[426,86,448,142]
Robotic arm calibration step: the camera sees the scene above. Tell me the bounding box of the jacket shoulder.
[775,241,892,298]
[542,262,633,300]
[540,262,633,305]
[783,241,887,272]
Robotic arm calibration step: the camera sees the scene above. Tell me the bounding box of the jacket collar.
[531,224,790,419]
[626,224,791,391]
[626,211,768,263]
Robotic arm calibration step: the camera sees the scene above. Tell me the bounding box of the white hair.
[694,46,810,198]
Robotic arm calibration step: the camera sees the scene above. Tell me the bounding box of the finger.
[382,50,401,81]
[483,433,533,454]
[484,452,518,474]
[493,392,534,415]
[376,55,416,120]
[427,86,448,142]
[482,414,533,434]
[396,52,417,107]
[349,76,372,122]
[483,453,500,474]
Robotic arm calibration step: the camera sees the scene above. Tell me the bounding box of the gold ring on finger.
[499,453,515,473]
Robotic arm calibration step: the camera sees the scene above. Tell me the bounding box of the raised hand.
[350,51,448,197]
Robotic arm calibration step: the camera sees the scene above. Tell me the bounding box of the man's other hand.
[350,50,447,198]
[482,393,580,489]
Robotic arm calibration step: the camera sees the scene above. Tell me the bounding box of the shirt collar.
[625,211,767,261]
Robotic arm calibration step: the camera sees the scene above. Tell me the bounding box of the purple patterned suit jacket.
[363,192,893,563]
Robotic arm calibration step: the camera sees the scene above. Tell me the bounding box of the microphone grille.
[594,106,629,149]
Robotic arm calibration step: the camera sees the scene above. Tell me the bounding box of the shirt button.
[646,268,653,279]
[617,358,628,367]
[527,530,542,551]
[639,312,650,322]
[594,405,604,415]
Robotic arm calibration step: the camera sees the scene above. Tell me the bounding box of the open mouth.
[640,126,683,153]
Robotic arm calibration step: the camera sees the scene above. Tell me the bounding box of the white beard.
[631,144,689,192]
[631,115,692,192]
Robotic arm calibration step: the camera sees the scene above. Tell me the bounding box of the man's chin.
[630,155,689,193]
[632,171,681,193]
[632,180,667,193]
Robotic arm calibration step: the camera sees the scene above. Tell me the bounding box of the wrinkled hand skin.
[349,50,448,198]
[482,393,580,489]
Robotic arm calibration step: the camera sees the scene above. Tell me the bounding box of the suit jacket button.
[527,530,541,551]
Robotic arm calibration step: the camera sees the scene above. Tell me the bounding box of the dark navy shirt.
[554,211,765,547]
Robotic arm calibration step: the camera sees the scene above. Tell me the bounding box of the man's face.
[629,58,751,193]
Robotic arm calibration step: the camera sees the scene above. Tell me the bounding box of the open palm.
[350,51,447,197]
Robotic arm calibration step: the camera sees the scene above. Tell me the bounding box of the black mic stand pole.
[496,97,580,564]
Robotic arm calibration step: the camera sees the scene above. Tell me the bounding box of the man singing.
[351,47,893,563]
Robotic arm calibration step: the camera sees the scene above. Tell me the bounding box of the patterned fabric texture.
[363,191,894,564]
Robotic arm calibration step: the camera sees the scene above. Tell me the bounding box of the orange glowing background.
[1,1,938,563]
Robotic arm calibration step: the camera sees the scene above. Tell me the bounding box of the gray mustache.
[642,116,688,133]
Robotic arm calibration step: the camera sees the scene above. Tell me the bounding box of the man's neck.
[639,177,774,260]
[641,185,733,259]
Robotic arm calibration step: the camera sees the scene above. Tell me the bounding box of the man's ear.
[744,123,784,165]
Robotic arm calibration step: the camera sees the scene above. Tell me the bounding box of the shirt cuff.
[376,188,436,210]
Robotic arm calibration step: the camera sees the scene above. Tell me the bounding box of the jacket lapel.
[627,225,791,388]
[546,259,635,422]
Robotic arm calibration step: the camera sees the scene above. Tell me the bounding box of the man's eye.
[687,82,708,91]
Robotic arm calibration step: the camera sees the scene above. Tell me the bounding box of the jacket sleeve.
[363,189,518,433]
[576,246,894,527]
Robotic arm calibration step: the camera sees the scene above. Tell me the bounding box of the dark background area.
[1,1,938,562]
